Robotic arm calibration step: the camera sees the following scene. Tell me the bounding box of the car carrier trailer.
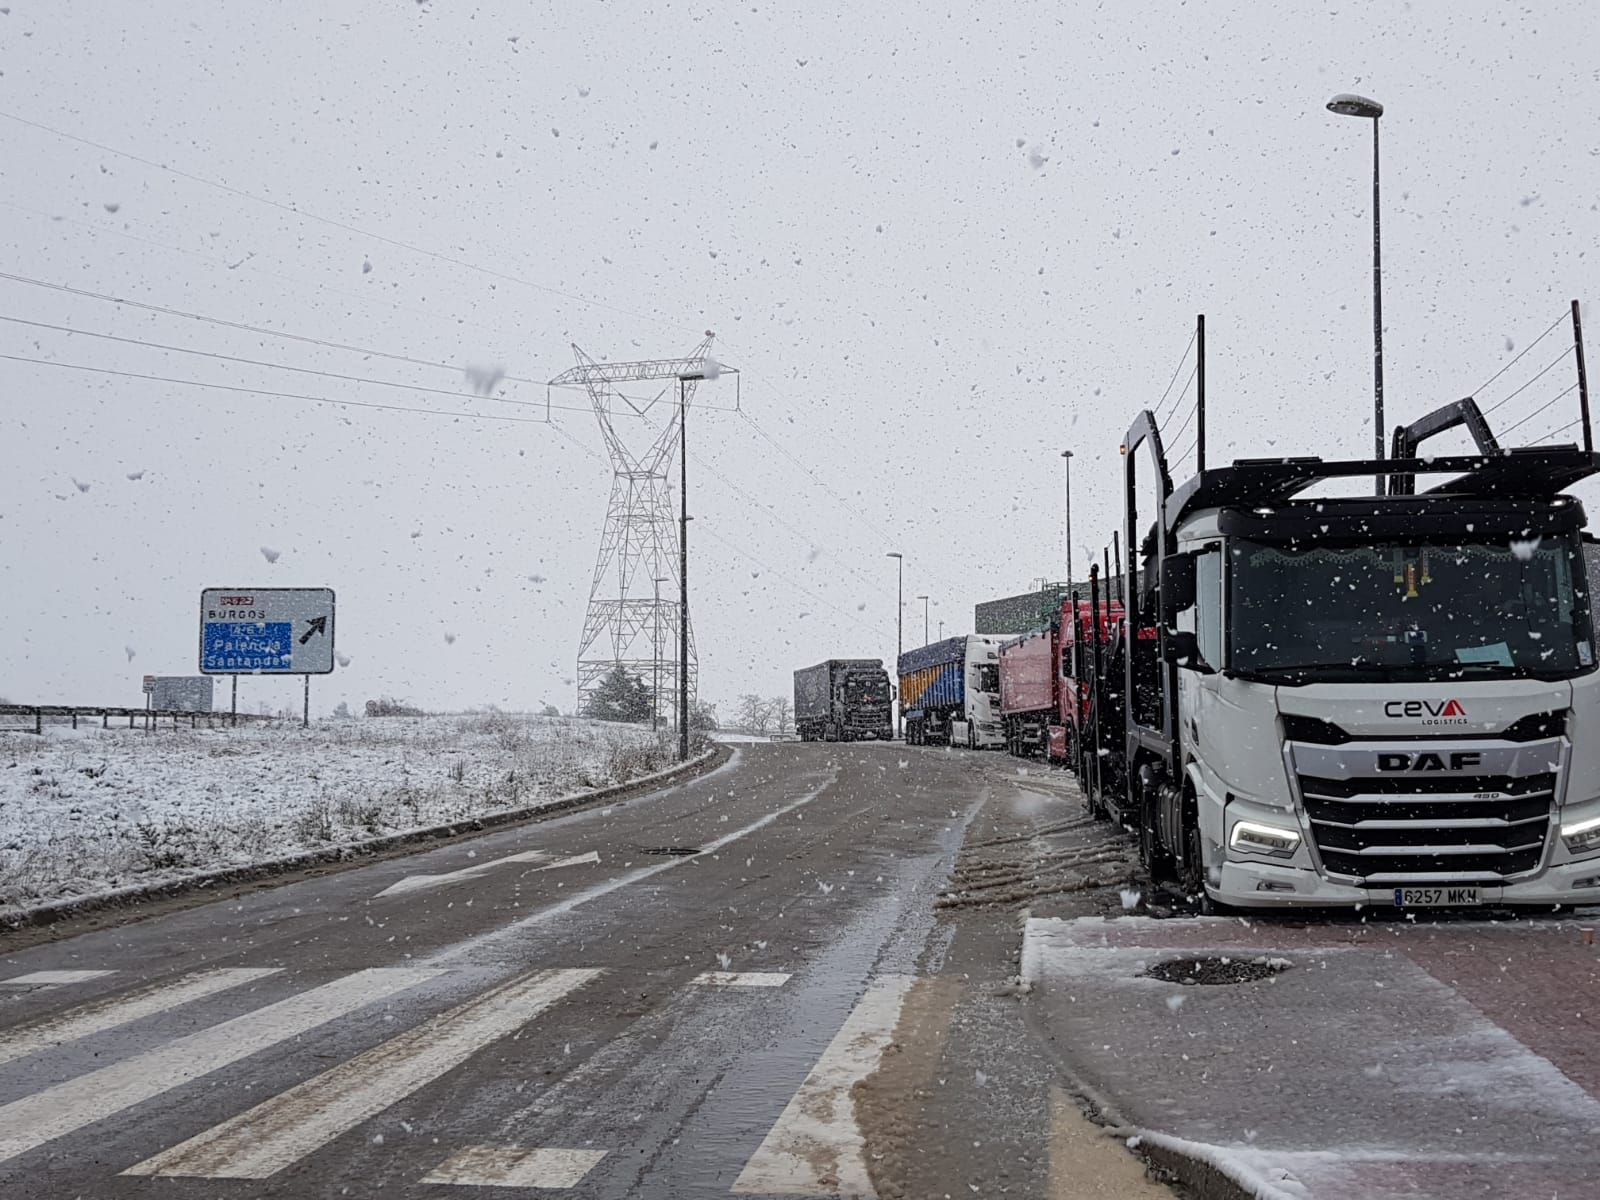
[1087,307,1600,911]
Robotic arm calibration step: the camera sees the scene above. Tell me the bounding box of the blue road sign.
[202,622,294,672]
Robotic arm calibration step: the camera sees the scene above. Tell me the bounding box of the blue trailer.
[897,635,1004,748]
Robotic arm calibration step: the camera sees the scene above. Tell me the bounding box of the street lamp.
[1061,449,1074,587]
[917,595,930,646]
[1327,92,1387,495]
[652,575,670,733]
[676,371,705,762]
[886,552,904,738]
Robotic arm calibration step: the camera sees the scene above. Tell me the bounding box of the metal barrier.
[0,704,278,734]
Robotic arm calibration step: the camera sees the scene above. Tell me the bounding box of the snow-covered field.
[0,714,672,913]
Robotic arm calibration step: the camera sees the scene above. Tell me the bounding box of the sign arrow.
[298,616,328,645]
[375,849,599,898]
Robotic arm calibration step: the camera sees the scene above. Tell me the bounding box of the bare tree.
[770,695,793,734]
[736,693,773,734]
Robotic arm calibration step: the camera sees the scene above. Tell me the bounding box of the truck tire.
[1137,766,1175,882]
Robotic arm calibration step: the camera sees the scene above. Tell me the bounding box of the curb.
[0,743,730,935]
[1017,920,1264,1200]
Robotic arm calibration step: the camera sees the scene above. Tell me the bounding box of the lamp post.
[886,552,904,738]
[917,595,930,646]
[1327,92,1386,494]
[1061,449,1074,587]
[652,575,670,733]
[676,372,705,762]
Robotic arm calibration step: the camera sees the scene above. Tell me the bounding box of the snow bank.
[0,714,667,912]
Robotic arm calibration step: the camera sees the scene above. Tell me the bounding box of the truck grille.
[1298,773,1555,882]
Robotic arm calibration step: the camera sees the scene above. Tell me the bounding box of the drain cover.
[1144,955,1289,986]
[640,846,700,857]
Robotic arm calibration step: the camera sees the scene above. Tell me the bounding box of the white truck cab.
[1107,393,1600,910]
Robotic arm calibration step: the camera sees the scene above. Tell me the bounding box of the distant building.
[975,584,1068,635]
[149,676,215,712]
[974,577,1117,636]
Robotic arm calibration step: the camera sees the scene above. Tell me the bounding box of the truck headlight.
[1229,820,1301,859]
[1561,815,1600,854]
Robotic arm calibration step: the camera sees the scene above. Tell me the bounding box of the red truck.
[998,597,1123,765]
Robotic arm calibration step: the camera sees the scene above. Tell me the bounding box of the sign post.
[199,590,337,727]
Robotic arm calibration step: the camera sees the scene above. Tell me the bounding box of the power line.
[0,112,935,574]
[694,522,895,642]
[738,409,899,546]
[0,108,699,342]
[0,197,533,355]
[535,414,893,639]
[626,407,898,604]
[0,110,960,601]
[0,352,553,426]
[0,312,604,415]
[0,268,523,379]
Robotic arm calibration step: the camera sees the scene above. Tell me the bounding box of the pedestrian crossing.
[0,961,910,1194]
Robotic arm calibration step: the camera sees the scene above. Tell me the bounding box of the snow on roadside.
[0,714,668,912]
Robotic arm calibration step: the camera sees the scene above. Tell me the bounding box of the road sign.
[142,675,154,694]
[199,588,336,675]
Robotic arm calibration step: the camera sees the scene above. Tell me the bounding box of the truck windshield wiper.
[1256,660,1396,674]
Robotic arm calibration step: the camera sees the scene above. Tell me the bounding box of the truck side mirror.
[1161,554,1197,623]
[1168,629,1206,671]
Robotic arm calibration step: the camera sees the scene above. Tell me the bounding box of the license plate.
[1392,886,1481,907]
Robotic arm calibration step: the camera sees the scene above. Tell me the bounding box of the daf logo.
[1376,751,1482,773]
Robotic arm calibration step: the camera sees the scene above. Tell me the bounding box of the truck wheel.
[1180,810,1207,903]
[1138,769,1175,882]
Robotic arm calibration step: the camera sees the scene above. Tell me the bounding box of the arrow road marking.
[375,849,600,899]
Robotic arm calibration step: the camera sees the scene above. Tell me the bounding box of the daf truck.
[1093,309,1600,910]
[794,659,894,742]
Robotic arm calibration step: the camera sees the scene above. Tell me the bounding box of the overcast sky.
[2,1,1597,716]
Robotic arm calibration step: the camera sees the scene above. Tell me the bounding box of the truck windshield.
[1229,532,1595,682]
[846,677,889,703]
[972,664,999,692]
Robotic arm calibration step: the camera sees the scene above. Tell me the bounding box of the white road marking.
[0,968,281,1067]
[538,850,600,871]
[375,848,601,898]
[0,968,441,1166]
[732,975,917,1197]
[422,1145,607,1189]
[691,971,792,988]
[0,969,115,988]
[425,773,835,967]
[375,849,552,897]
[125,967,602,1179]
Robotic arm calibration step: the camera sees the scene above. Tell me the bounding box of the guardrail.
[0,704,278,735]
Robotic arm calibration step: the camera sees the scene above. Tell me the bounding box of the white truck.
[1093,363,1600,911]
[897,635,1006,748]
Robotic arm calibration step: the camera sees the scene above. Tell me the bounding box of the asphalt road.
[0,741,1173,1200]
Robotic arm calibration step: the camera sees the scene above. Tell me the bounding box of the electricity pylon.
[548,337,731,720]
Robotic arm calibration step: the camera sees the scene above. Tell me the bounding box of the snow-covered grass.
[0,714,674,912]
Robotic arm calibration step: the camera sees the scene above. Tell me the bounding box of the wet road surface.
[0,741,1174,1199]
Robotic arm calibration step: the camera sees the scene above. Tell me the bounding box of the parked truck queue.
[796,301,1599,915]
